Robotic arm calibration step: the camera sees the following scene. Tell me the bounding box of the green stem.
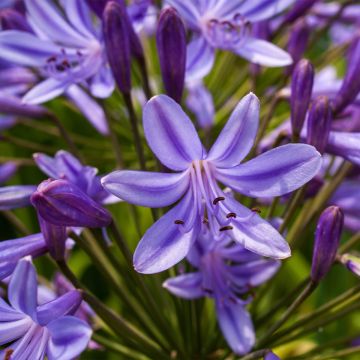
[239,349,271,360]
[339,232,360,254]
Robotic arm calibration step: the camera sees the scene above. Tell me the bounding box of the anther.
[219,225,233,232]
[202,218,209,224]
[251,207,261,214]
[5,349,14,360]
[213,196,225,205]
[226,212,236,218]
[174,220,184,225]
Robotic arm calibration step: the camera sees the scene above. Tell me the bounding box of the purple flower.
[166,0,294,82]
[0,185,37,210]
[0,258,92,359]
[102,94,321,273]
[164,230,280,354]
[339,254,360,278]
[0,0,115,105]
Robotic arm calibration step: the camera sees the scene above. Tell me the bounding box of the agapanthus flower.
[102,93,321,273]
[0,258,92,359]
[165,0,294,82]
[0,0,114,105]
[164,229,280,354]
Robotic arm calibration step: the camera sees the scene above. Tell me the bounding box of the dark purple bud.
[0,97,48,119]
[38,214,67,261]
[290,59,314,138]
[0,162,18,184]
[156,7,186,103]
[103,1,131,94]
[333,37,360,114]
[0,185,36,210]
[31,179,112,228]
[287,19,310,68]
[0,9,33,32]
[311,206,343,282]
[85,0,107,17]
[283,0,319,24]
[306,96,332,154]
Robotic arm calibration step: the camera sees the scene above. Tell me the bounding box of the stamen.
[226,212,237,218]
[219,225,233,232]
[251,207,261,214]
[174,220,184,225]
[213,196,225,205]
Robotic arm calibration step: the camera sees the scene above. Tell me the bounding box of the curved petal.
[165,0,201,30]
[186,36,215,82]
[0,185,36,210]
[0,298,25,322]
[65,85,109,135]
[216,301,255,355]
[8,259,38,320]
[143,95,203,170]
[89,66,115,99]
[37,290,82,326]
[25,0,89,47]
[47,316,92,360]
[0,162,18,184]
[0,30,63,66]
[207,93,259,167]
[102,170,190,207]
[133,190,200,274]
[22,78,69,105]
[233,38,292,67]
[0,317,31,346]
[327,131,360,166]
[216,144,322,197]
[163,273,204,299]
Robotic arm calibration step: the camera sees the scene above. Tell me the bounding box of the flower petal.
[37,290,82,326]
[102,170,190,207]
[47,316,92,360]
[163,273,204,299]
[207,93,259,167]
[8,259,38,320]
[0,185,36,210]
[165,0,201,30]
[0,317,31,346]
[216,301,255,355]
[0,30,63,66]
[186,36,215,82]
[65,85,110,135]
[232,37,292,67]
[25,0,89,47]
[143,95,203,170]
[89,66,115,99]
[0,162,18,184]
[133,190,200,273]
[215,144,322,197]
[22,78,69,105]
[327,131,360,166]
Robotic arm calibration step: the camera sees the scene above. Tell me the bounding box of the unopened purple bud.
[156,7,186,103]
[85,0,107,17]
[38,215,67,261]
[0,185,36,210]
[103,1,131,94]
[340,254,360,277]
[283,0,319,24]
[333,37,360,114]
[306,96,332,154]
[0,97,48,119]
[291,59,314,137]
[287,19,310,67]
[31,179,112,228]
[0,9,33,32]
[311,206,343,282]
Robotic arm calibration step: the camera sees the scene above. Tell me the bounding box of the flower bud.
[306,96,332,154]
[156,7,186,103]
[85,0,107,17]
[31,179,112,228]
[340,254,360,277]
[0,185,36,210]
[283,0,318,24]
[0,9,32,32]
[311,206,343,282]
[287,19,310,68]
[290,59,314,138]
[103,1,131,94]
[333,37,360,114]
[38,215,67,261]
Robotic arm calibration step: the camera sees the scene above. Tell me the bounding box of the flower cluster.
[0,0,359,359]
